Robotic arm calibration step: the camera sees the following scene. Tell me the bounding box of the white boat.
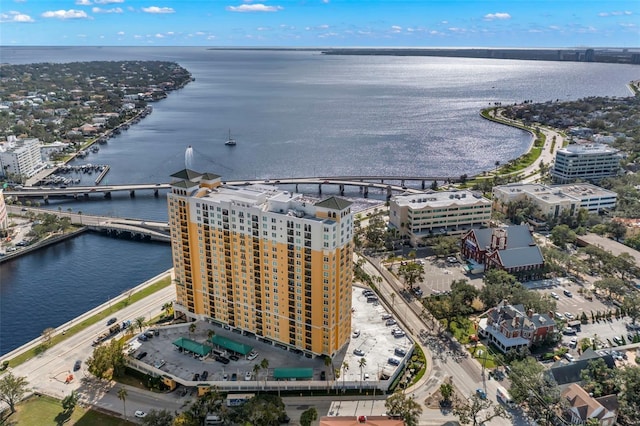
[225,129,236,146]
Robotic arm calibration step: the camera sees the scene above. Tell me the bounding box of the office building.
[551,144,621,184]
[389,190,491,246]
[168,169,354,357]
[493,182,617,218]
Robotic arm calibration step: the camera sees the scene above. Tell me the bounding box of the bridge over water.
[7,205,171,243]
[5,175,459,201]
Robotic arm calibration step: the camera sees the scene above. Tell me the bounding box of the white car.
[244,371,253,381]
[247,351,259,361]
[352,329,360,338]
[550,292,559,300]
[135,410,147,418]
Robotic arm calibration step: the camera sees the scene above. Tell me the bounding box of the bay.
[1,47,637,355]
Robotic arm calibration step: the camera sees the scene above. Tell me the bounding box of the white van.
[496,386,514,406]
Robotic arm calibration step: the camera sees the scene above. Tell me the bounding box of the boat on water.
[225,129,236,146]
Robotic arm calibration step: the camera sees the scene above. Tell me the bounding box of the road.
[2,284,178,421]
[360,255,531,425]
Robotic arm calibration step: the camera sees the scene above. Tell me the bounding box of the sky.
[1,0,639,47]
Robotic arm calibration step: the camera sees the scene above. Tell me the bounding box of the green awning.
[273,368,313,379]
[172,337,212,356]
[210,335,253,355]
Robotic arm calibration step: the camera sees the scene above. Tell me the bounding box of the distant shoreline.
[320,47,640,65]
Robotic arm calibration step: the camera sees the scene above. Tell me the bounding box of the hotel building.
[389,190,492,246]
[0,137,44,179]
[493,182,617,218]
[551,144,621,184]
[168,169,354,357]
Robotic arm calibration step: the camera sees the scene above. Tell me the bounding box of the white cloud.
[42,9,89,19]
[117,31,125,35]
[226,4,282,13]
[92,7,122,13]
[256,26,271,31]
[599,10,633,17]
[75,0,92,5]
[155,33,164,38]
[195,31,205,35]
[142,6,175,14]
[391,25,402,33]
[0,11,35,23]
[94,0,124,3]
[483,12,511,21]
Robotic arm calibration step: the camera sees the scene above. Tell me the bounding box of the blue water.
[1,47,638,355]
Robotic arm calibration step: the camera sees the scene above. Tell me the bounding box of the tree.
[0,372,29,415]
[86,339,126,380]
[253,363,261,385]
[453,393,509,426]
[617,365,640,425]
[580,358,618,397]
[41,327,56,347]
[550,224,576,249]
[342,361,349,389]
[440,383,454,403]
[623,293,640,325]
[61,390,79,413]
[135,316,146,332]
[594,277,628,301]
[606,220,627,241]
[162,302,173,318]
[117,387,128,419]
[384,390,423,426]
[397,262,424,290]
[358,357,367,392]
[189,322,197,338]
[140,409,174,426]
[508,357,564,424]
[300,407,318,426]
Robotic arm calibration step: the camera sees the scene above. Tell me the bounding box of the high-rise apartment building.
[0,137,44,179]
[551,144,621,184]
[168,169,354,357]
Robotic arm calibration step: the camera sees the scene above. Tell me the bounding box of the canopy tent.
[273,368,313,380]
[172,337,212,356]
[209,335,253,355]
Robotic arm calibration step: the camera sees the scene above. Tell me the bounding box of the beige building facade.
[167,169,354,357]
[389,190,491,246]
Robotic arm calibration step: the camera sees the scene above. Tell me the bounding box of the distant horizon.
[1,1,638,48]
[4,45,639,50]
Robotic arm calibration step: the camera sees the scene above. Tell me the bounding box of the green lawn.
[4,394,134,426]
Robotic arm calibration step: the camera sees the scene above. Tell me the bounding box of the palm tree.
[188,322,196,338]
[342,361,349,390]
[207,329,215,343]
[322,356,333,393]
[162,302,173,318]
[117,387,128,419]
[135,316,146,332]
[358,357,367,393]
[253,364,261,386]
[260,358,269,384]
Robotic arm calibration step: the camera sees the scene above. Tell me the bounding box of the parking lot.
[128,285,412,388]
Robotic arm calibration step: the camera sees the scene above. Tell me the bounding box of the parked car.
[563,290,573,297]
[385,319,397,326]
[613,336,624,346]
[229,355,240,361]
[388,357,400,366]
[394,348,407,357]
[201,370,209,380]
[381,313,393,320]
[563,328,577,335]
[564,312,575,320]
[550,292,559,300]
[555,312,564,320]
[352,329,361,338]
[137,334,148,342]
[231,373,237,381]
[192,373,200,381]
[135,411,147,418]
[475,389,487,400]
[244,371,252,381]
[353,349,365,356]
[564,353,575,362]
[223,373,228,381]
[215,356,230,364]
[393,329,406,338]
[135,351,147,360]
[73,360,82,371]
[247,351,259,361]
[320,371,326,380]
